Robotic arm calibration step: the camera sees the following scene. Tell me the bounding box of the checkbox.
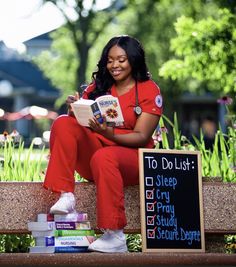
[146,189,154,199]
[147,215,156,225]
[145,177,153,186]
[147,228,156,239]
[146,201,156,212]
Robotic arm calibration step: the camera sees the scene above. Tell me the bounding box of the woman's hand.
[66,92,80,105]
[88,115,114,139]
[66,92,80,115]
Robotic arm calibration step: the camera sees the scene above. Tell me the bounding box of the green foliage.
[126,234,142,252]
[225,235,236,254]
[0,136,86,183]
[36,0,129,107]
[0,234,34,253]
[159,8,236,95]
[33,28,78,107]
[156,106,236,182]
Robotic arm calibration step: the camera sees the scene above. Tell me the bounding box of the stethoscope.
[134,81,142,116]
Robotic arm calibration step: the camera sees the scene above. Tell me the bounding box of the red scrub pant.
[43,115,139,230]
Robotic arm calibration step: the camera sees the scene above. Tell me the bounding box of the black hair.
[88,35,150,100]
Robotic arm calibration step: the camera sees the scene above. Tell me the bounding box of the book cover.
[35,236,95,247]
[54,229,94,237]
[29,246,89,253]
[29,246,55,254]
[55,221,91,230]
[27,221,55,231]
[54,212,88,222]
[71,95,124,127]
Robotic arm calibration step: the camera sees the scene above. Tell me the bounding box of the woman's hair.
[88,35,150,100]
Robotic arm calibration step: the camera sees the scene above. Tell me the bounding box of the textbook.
[37,212,88,222]
[54,229,95,237]
[35,235,95,247]
[55,221,91,230]
[54,212,88,222]
[37,213,54,222]
[27,221,55,231]
[29,246,89,253]
[31,230,55,237]
[71,95,124,127]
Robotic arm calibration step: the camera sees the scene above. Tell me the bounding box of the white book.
[31,230,55,237]
[71,95,124,127]
[37,213,54,222]
[27,221,55,231]
[29,246,55,253]
[54,212,88,222]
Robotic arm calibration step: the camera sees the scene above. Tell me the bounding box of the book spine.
[55,236,95,247]
[55,221,91,230]
[54,229,94,237]
[44,236,95,247]
[29,246,55,253]
[54,213,88,222]
[55,246,88,253]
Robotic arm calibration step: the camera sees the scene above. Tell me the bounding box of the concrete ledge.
[0,181,235,233]
[0,252,236,266]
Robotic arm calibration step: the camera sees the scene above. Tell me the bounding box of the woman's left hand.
[88,115,112,137]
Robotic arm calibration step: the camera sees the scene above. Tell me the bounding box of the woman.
[43,35,163,252]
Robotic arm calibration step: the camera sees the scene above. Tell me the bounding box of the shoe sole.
[49,208,75,215]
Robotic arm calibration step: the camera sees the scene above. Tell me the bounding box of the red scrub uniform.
[43,80,163,230]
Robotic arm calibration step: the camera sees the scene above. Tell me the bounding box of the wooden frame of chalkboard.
[139,148,205,252]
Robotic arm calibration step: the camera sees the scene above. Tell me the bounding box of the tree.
[112,0,227,113]
[35,0,127,106]
[159,8,236,96]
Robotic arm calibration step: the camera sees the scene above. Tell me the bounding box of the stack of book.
[28,212,95,253]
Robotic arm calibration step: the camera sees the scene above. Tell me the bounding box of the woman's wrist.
[103,127,114,140]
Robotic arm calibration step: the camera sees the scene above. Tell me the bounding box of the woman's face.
[107,45,132,83]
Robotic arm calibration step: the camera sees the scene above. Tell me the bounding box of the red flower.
[106,108,118,119]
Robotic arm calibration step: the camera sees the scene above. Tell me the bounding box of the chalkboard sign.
[139,149,205,252]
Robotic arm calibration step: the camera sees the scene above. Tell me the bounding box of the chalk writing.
[140,149,204,251]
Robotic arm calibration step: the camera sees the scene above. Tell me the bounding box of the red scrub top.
[82,80,163,148]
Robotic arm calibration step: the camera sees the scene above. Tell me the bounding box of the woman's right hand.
[66,92,80,105]
[67,92,80,115]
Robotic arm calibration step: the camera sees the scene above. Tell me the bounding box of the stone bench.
[0,181,235,266]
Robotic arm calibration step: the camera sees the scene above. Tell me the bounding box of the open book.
[71,95,124,127]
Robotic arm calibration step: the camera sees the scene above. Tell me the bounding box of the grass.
[0,140,48,182]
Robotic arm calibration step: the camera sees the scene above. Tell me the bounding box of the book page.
[71,99,95,126]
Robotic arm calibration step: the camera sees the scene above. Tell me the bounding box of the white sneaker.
[88,230,128,253]
[50,192,76,214]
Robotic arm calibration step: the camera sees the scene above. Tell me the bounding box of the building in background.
[0,33,59,144]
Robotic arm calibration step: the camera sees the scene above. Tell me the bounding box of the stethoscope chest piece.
[134,105,142,116]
